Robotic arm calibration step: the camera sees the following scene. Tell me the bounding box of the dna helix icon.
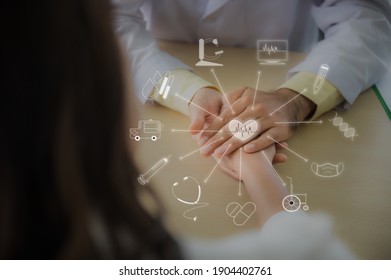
[329,113,358,140]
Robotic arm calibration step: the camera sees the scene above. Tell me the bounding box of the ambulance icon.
[129,119,161,141]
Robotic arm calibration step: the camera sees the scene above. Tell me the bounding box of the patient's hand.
[213,144,286,181]
[188,87,223,134]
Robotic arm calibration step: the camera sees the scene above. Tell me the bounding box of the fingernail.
[199,136,208,146]
[200,145,212,155]
[215,144,227,155]
[244,143,255,152]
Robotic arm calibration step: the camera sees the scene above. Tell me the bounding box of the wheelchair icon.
[282,177,309,212]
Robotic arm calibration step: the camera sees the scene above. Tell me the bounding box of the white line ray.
[274,120,323,124]
[204,144,231,183]
[179,137,224,160]
[210,69,234,114]
[175,93,222,120]
[172,129,221,133]
[267,135,309,162]
[269,88,307,116]
[252,70,262,110]
[261,151,286,186]
[238,148,243,196]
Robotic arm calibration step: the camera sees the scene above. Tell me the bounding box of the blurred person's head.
[0,0,181,259]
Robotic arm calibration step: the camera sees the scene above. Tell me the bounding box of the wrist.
[190,87,219,107]
[241,153,271,180]
[275,88,316,121]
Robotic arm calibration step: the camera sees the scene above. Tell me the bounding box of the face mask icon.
[311,162,344,178]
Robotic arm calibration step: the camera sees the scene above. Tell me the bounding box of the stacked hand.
[188,86,315,177]
[187,86,314,227]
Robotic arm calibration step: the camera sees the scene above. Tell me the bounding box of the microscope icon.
[195,38,224,67]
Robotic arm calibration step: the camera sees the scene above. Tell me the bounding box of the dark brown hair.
[0,0,181,259]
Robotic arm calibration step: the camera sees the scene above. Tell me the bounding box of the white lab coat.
[113,0,391,106]
[180,211,355,259]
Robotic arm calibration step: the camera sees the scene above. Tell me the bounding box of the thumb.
[272,153,288,164]
[188,105,206,135]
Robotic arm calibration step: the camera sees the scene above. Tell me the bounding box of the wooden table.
[128,41,391,259]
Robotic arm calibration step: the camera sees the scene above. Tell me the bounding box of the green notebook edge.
[372,84,391,120]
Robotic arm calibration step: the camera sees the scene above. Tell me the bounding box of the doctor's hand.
[188,87,223,134]
[198,87,315,157]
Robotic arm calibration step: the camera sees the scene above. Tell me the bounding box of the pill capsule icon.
[226,202,256,226]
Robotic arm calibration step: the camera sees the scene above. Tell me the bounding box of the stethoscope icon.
[172,176,209,221]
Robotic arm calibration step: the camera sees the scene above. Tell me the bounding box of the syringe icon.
[137,155,171,185]
[313,64,329,95]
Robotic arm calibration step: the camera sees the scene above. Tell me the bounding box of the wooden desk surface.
[129,41,391,259]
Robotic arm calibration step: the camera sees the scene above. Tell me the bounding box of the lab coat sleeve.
[111,0,193,103]
[289,0,391,105]
[152,69,220,116]
[180,211,355,260]
[278,72,345,120]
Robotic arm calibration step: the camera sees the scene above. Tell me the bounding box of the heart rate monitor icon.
[228,119,259,141]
